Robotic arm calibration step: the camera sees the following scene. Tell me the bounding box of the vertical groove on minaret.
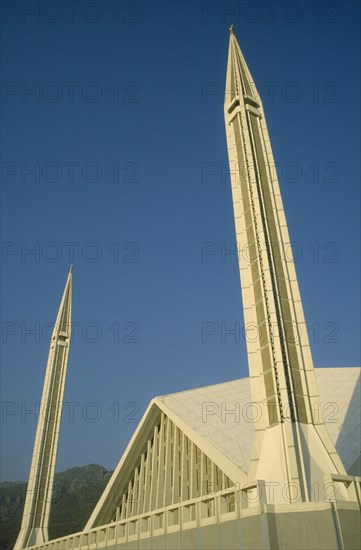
[247,113,296,422]
[233,114,284,424]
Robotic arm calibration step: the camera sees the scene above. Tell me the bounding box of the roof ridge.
[156,367,360,400]
[156,376,247,399]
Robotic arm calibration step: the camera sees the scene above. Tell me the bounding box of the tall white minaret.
[15,267,72,549]
[224,28,347,503]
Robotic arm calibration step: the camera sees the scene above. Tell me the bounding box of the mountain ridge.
[0,464,112,550]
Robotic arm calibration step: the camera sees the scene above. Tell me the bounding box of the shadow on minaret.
[336,373,361,475]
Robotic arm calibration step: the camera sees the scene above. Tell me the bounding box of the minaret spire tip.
[229,24,234,34]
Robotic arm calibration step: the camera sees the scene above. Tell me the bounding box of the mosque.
[14,29,360,550]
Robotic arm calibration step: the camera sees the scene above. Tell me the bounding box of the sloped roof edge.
[85,394,247,530]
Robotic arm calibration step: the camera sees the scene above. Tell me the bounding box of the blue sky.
[1,0,360,482]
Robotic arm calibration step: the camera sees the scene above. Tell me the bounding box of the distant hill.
[0,464,112,550]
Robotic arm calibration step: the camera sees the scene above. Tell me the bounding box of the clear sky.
[1,0,360,482]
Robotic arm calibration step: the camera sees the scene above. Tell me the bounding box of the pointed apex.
[65,265,72,288]
[225,28,261,107]
[52,266,73,339]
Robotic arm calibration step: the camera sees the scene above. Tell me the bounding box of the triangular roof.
[86,367,360,530]
[159,367,360,474]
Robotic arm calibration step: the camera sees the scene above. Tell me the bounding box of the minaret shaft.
[14,269,72,550]
[225,30,346,502]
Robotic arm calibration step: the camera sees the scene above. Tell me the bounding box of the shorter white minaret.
[15,267,72,549]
